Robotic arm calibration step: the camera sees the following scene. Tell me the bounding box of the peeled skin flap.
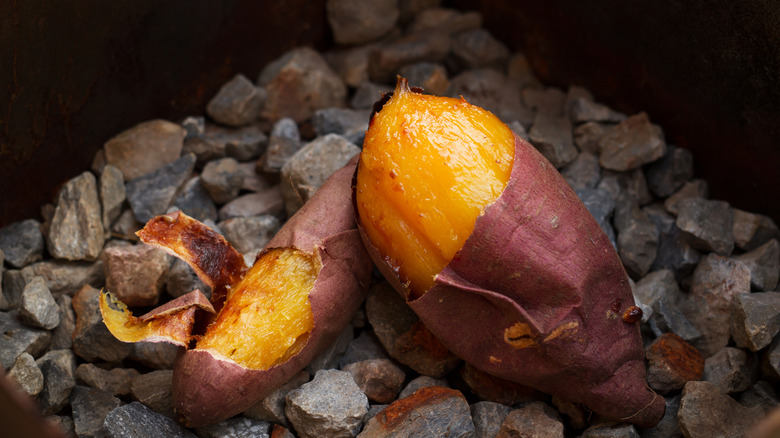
[174,156,373,427]
[358,134,665,427]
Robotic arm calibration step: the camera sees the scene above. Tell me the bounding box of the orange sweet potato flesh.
[354,78,665,427]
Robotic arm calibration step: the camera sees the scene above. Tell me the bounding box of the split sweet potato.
[354,78,664,427]
[101,156,372,427]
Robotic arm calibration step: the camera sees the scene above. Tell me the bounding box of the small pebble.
[470,401,512,438]
[613,195,659,279]
[398,62,449,96]
[244,370,310,427]
[195,417,271,438]
[75,363,139,397]
[218,215,281,256]
[36,349,77,415]
[7,352,44,397]
[130,370,175,419]
[173,177,219,223]
[126,153,196,223]
[568,97,626,124]
[664,179,708,216]
[166,257,211,299]
[677,381,762,438]
[206,73,266,127]
[703,347,756,394]
[326,0,399,45]
[46,172,105,262]
[495,402,564,438]
[103,244,171,307]
[598,112,666,171]
[18,275,60,330]
[0,218,44,268]
[528,112,577,168]
[103,402,196,438]
[71,285,132,363]
[128,341,179,370]
[218,186,285,221]
[342,358,406,404]
[50,295,76,350]
[644,333,704,394]
[0,310,51,370]
[100,165,127,232]
[646,145,694,198]
[732,208,780,251]
[259,117,301,174]
[312,107,371,146]
[70,385,122,438]
[676,197,734,255]
[730,292,780,352]
[358,386,475,438]
[285,369,369,438]
[103,119,185,181]
[561,152,601,190]
[733,238,779,291]
[200,157,245,205]
[524,86,566,116]
[582,422,640,438]
[446,69,533,127]
[447,28,510,72]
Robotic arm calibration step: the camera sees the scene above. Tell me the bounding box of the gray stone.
[280,134,360,215]
[523,86,566,116]
[730,292,780,352]
[103,119,186,181]
[173,177,218,223]
[50,295,75,350]
[575,188,616,248]
[211,124,268,163]
[614,196,659,279]
[259,47,347,123]
[312,107,371,146]
[677,381,762,438]
[351,81,393,109]
[195,417,271,438]
[646,146,694,198]
[327,0,399,45]
[308,324,354,374]
[111,209,143,241]
[260,117,302,174]
[285,369,369,438]
[398,62,449,96]
[166,257,211,299]
[237,161,269,193]
[103,402,196,438]
[565,85,594,108]
[447,28,510,72]
[365,282,461,377]
[128,341,179,370]
[598,112,666,171]
[765,334,780,378]
[49,414,77,438]
[340,330,389,367]
[12,259,105,299]
[368,31,451,85]
[103,244,171,307]
[46,171,105,261]
[734,239,779,291]
[569,97,626,124]
[206,73,265,127]
[18,276,60,329]
[7,352,43,396]
[561,152,601,190]
[342,358,406,404]
[130,370,175,419]
[126,153,196,223]
[649,295,702,343]
[683,254,751,357]
[359,386,475,438]
[574,121,606,155]
[470,401,512,438]
[181,116,205,139]
[737,381,779,415]
[101,165,127,232]
[244,370,310,426]
[182,125,227,165]
[638,395,682,438]
[676,197,734,255]
[0,219,44,268]
[70,385,122,438]
[72,285,132,363]
[528,112,577,168]
[582,422,640,438]
[36,349,77,414]
[599,168,653,206]
[398,375,449,399]
[496,402,564,438]
[732,208,780,251]
[76,363,139,397]
[634,269,679,309]
[201,157,244,205]
[324,43,379,89]
[645,204,701,283]
[703,347,756,394]
[406,7,482,36]
[446,68,534,127]
[218,186,285,221]
[664,179,708,216]
[0,310,51,370]
[217,215,281,256]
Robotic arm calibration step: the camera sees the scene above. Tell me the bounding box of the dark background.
[1,0,778,227]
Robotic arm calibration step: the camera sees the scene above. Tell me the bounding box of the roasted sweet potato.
[354,78,664,427]
[101,157,372,427]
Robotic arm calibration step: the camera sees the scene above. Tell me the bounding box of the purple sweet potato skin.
[173,156,373,427]
[357,134,664,427]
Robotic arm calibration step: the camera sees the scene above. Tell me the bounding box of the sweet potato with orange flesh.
[355,78,664,427]
[100,157,372,427]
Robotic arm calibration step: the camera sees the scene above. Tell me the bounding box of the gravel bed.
[2,1,779,437]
